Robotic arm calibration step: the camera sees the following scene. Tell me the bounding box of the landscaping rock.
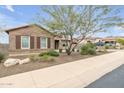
[19,58,30,65]
[4,58,21,67]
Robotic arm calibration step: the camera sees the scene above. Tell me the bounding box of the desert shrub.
[97,46,108,53]
[48,50,59,57]
[39,50,59,57]
[0,52,5,63]
[116,38,124,45]
[29,55,40,62]
[41,55,54,62]
[39,52,49,56]
[105,45,109,49]
[80,43,96,55]
[105,44,116,49]
[111,46,116,49]
[88,48,96,55]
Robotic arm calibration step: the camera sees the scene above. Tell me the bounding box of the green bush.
[0,53,5,63]
[111,46,116,49]
[105,44,116,49]
[39,52,49,57]
[105,45,109,49]
[48,50,59,57]
[41,55,54,62]
[39,50,59,57]
[80,43,96,55]
[88,48,96,55]
[116,38,124,45]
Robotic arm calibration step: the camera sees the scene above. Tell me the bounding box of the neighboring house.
[79,37,103,45]
[79,36,124,48]
[5,24,60,54]
[102,38,116,46]
[102,37,124,48]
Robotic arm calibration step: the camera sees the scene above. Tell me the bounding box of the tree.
[35,5,123,55]
[116,38,124,45]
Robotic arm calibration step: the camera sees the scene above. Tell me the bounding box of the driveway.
[86,64,124,88]
[0,50,124,88]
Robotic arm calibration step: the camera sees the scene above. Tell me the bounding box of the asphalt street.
[86,64,124,88]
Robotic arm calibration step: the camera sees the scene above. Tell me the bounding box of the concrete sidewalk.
[0,50,124,88]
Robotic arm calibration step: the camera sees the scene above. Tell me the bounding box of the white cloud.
[0,13,27,44]
[0,13,14,28]
[0,13,12,29]
[5,5,14,12]
[0,13,26,29]
[0,5,24,16]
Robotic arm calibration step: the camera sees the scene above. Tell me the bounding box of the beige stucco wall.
[8,25,55,53]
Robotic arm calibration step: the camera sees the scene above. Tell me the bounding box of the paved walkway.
[0,50,124,88]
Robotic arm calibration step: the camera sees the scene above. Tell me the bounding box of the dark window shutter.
[30,36,34,49]
[47,38,51,48]
[37,37,40,49]
[16,36,21,49]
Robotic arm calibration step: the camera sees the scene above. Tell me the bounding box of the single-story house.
[102,38,116,45]
[79,37,103,45]
[5,24,63,54]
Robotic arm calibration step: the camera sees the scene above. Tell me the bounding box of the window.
[21,36,30,49]
[40,37,47,49]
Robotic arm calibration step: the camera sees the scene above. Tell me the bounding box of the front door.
[55,40,59,49]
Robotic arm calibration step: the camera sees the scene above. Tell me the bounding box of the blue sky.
[0,5,124,44]
[0,5,41,44]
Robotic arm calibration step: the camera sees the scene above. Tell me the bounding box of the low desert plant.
[105,44,116,49]
[0,52,5,63]
[105,45,109,49]
[29,55,40,62]
[39,50,59,57]
[80,43,96,55]
[98,47,107,53]
[39,52,49,56]
[41,55,54,62]
[88,48,96,55]
[48,50,59,57]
